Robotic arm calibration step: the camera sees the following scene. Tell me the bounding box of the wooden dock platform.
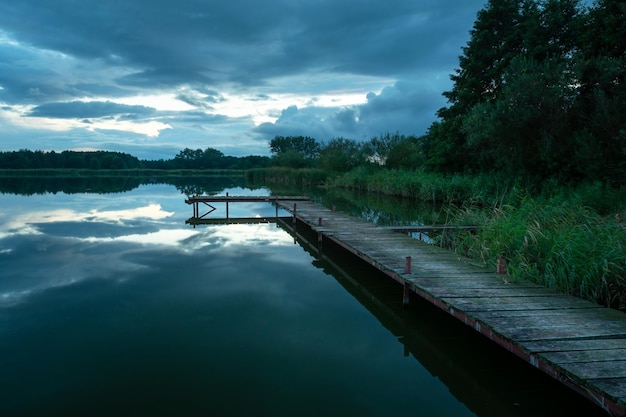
[185,195,311,204]
[275,198,626,416]
[184,194,310,223]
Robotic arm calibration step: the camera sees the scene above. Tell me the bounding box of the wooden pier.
[272,199,626,417]
[184,194,310,225]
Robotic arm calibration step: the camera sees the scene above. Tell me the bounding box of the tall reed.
[329,168,502,205]
[447,189,626,310]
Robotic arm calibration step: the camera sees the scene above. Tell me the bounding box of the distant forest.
[0,148,271,170]
[1,0,624,186]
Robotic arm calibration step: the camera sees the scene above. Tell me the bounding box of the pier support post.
[402,282,410,309]
[226,192,229,219]
[404,256,412,274]
[318,217,323,226]
[318,232,323,250]
[292,203,297,225]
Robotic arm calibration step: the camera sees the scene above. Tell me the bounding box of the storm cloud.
[0,0,487,158]
[28,101,156,119]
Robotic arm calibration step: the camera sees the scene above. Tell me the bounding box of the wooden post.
[497,257,506,274]
[404,256,412,274]
[226,192,229,219]
[292,203,297,224]
[403,282,410,308]
[318,217,323,226]
[318,232,323,250]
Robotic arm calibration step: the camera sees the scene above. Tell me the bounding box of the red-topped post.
[497,257,506,274]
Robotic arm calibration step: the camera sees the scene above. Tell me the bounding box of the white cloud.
[113,93,196,112]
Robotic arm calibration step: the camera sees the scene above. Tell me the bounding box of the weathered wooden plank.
[445,295,601,312]
[409,279,529,293]
[487,319,626,342]
[471,307,626,341]
[540,349,626,364]
[408,263,494,276]
[421,286,561,298]
[592,378,626,403]
[409,270,497,279]
[379,225,480,232]
[331,236,413,245]
[477,305,622,320]
[523,338,626,353]
[558,360,626,379]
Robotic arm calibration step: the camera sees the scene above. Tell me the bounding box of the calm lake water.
[0,180,606,416]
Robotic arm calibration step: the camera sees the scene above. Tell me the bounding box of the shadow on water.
[277,217,608,417]
[0,175,255,195]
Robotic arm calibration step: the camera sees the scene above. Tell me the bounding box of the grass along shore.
[328,168,626,311]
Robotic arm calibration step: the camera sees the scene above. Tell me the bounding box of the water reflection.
[2,203,173,235]
[0,175,248,195]
[0,190,293,307]
[0,182,607,417]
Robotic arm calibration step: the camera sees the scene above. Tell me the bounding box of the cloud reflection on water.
[0,194,302,307]
[1,203,173,236]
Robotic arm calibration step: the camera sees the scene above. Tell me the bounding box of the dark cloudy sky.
[0,0,487,159]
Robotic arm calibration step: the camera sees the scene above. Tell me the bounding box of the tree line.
[0,133,419,173]
[0,149,271,170]
[266,134,424,172]
[0,150,144,170]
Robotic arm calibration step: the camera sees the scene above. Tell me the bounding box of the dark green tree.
[100,153,126,169]
[173,148,203,168]
[269,136,320,159]
[269,136,320,168]
[445,0,525,110]
[426,0,590,179]
[200,148,226,168]
[574,0,626,182]
[385,136,425,170]
[462,56,578,178]
[362,133,405,165]
[270,150,312,168]
[318,137,363,172]
[63,151,87,169]
[427,0,526,172]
